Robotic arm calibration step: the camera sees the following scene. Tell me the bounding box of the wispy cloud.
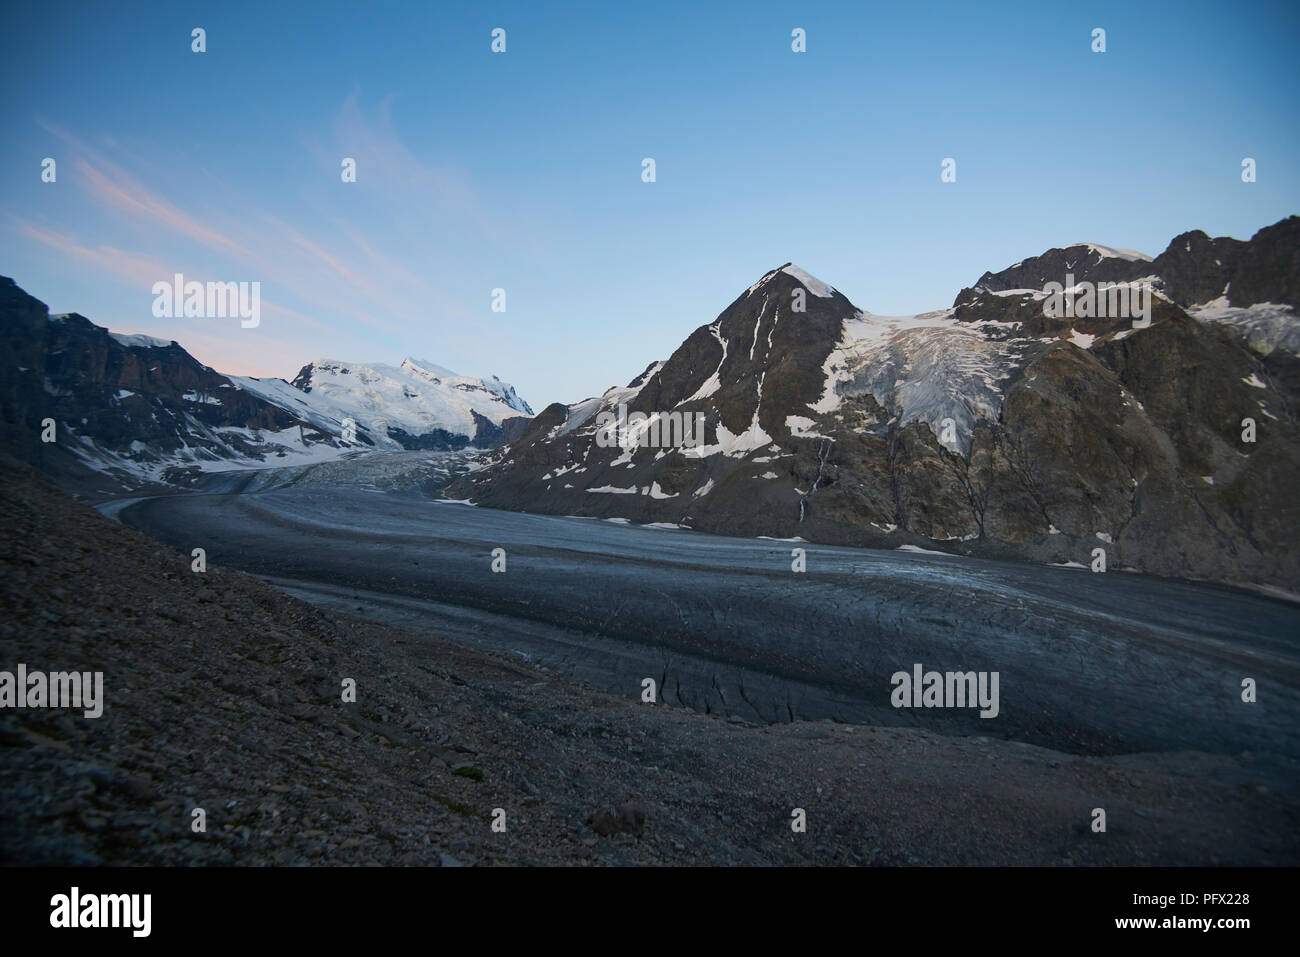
[15,218,328,334]
[76,159,249,259]
[323,90,504,245]
[20,101,514,374]
[15,220,173,291]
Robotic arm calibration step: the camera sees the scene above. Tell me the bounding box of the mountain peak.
[1062,243,1153,263]
[401,356,458,379]
[779,264,837,298]
[747,263,839,301]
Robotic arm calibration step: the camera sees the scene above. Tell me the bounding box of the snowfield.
[278,356,532,448]
[1071,243,1154,263]
[1189,299,1300,355]
[811,308,1029,454]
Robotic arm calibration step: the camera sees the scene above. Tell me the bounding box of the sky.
[1,0,1297,411]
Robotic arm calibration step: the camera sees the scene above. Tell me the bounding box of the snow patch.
[785,414,831,440]
[109,332,175,349]
[781,265,835,298]
[682,323,728,403]
[1189,299,1300,355]
[1068,243,1153,263]
[896,544,957,556]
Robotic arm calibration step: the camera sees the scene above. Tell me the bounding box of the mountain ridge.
[0,279,533,491]
[448,217,1300,590]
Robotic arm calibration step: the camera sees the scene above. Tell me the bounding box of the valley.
[102,453,1300,765]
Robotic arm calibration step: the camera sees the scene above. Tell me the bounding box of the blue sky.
[2,0,1297,409]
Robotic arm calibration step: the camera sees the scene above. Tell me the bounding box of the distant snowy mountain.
[0,278,534,490]
[449,217,1300,591]
[266,356,532,450]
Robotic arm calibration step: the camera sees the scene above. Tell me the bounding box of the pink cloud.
[75,160,249,259]
[15,218,329,334]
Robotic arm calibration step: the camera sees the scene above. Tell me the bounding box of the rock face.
[956,216,1300,310]
[449,220,1300,591]
[0,280,533,488]
[0,277,347,491]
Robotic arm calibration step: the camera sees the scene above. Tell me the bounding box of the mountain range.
[447,217,1300,592]
[0,278,532,492]
[3,217,1296,590]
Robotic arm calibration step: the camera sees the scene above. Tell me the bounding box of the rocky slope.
[0,278,345,494]
[955,216,1300,310]
[2,457,1295,866]
[449,219,1300,591]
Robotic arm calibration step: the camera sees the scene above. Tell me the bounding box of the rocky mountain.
[956,215,1300,311]
[448,218,1300,591]
[0,278,532,491]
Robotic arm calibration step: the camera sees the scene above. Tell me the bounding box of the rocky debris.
[588,800,646,838]
[1,457,1297,866]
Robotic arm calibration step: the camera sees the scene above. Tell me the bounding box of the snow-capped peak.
[273,356,534,447]
[108,331,177,349]
[401,357,458,380]
[1068,243,1153,263]
[781,264,836,298]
